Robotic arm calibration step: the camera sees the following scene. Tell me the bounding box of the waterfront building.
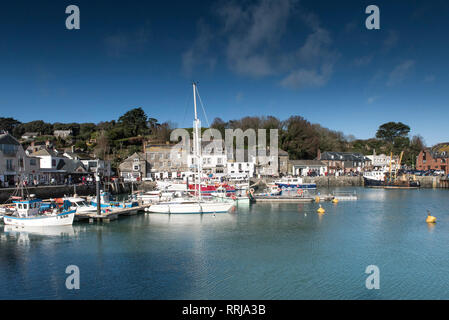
[188,140,227,177]
[416,143,449,175]
[118,152,150,181]
[64,149,112,177]
[145,143,189,179]
[289,160,327,176]
[227,159,255,178]
[366,153,400,171]
[0,133,40,187]
[318,151,370,175]
[253,148,289,177]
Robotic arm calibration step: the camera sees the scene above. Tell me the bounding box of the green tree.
[118,107,148,137]
[376,122,410,143]
[0,117,21,134]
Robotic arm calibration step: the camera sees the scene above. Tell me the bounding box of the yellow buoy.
[332,198,339,204]
[317,205,325,214]
[315,196,320,203]
[426,211,436,223]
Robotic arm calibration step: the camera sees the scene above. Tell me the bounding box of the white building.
[367,154,400,171]
[0,133,40,187]
[290,160,327,176]
[54,130,72,138]
[227,161,255,178]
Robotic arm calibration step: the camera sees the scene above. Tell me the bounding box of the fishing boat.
[364,151,420,189]
[147,83,234,214]
[363,170,386,187]
[274,177,317,190]
[3,198,75,227]
[90,191,139,209]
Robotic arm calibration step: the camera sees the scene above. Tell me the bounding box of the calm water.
[1,187,449,300]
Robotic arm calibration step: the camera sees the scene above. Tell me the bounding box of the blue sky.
[0,0,448,145]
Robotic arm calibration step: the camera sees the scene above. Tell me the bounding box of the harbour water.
[1,187,449,300]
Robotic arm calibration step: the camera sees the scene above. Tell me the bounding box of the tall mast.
[193,82,202,201]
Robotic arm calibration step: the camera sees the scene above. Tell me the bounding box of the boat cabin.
[13,199,42,218]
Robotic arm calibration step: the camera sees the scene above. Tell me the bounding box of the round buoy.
[332,198,339,204]
[315,196,320,203]
[317,205,325,214]
[426,210,436,223]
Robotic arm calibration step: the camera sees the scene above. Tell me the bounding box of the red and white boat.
[188,183,236,196]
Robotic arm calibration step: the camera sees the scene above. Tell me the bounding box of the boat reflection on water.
[2,225,75,238]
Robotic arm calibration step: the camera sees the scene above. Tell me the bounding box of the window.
[30,158,37,166]
[133,158,140,163]
[52,159,56,166]
[133,165,140,171]
[6,159,13,170]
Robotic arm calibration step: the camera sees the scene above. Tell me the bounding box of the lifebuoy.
[297,189,304,196]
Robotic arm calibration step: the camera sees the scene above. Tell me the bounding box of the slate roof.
[428,143,449,158]
[290,160,326,166]
[31,148,59,157]
[56,159,87,173]
[0,133,20,146]
[320,152,370,162]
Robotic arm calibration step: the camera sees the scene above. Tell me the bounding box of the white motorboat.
[64,197,98,214]
[274,177,317,189]
[3,199,75,227]
[156,180,187,192]
[210,187,251,205]
[148,200,234,214]
[136,190,180,204]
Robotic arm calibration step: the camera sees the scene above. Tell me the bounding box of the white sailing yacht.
[147,83,235,214]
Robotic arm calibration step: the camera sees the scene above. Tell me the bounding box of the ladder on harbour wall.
[440,179,449,189]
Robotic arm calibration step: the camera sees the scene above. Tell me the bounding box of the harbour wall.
[0,182,135,203]
[254,176,447,189]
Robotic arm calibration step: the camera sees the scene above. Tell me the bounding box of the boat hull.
[148,202,234,214]
[364,177,420,189]
[275,183,317,190]
[3,211,76,227]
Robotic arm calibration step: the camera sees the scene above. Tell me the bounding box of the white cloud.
[182,20,216,75]
[182,0,338,90]
[383,30,399,52]
[104,23,150,58]
[280,63,333,89]
[366,96,379,104]
[354,55,373,67]
[424,75,435,83]
[387,60,415,87]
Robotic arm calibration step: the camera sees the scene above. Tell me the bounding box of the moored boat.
[3,199,75,227]
[274,177,316,190]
